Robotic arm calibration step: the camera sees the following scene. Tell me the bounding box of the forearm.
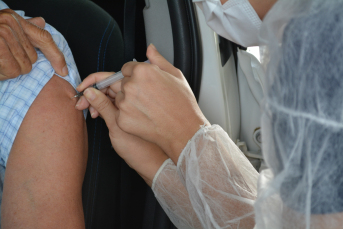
[152,159,202,228]
[123,142,169,187]
[177,125,258,228]
[153,125,258,228]
[110,129,169,187]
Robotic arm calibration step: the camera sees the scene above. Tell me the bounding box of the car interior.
[4,0,264,228]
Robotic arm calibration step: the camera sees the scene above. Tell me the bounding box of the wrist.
[151,158,173,190]
[162,117,210,164]
[127,147,169,187]
[137,155,169,187]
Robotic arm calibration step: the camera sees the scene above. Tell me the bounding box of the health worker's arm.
[78,45,259,228]
[75,72,170,187]
[152,125,258,228]
[75,71,203,228]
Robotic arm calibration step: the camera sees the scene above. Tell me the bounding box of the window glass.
[247,46,260,62]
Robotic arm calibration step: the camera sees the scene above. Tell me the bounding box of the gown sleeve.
[152,125,259,228]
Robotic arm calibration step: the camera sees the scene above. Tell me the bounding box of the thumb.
[146,44,182,78]
[26,17,46,29]
[83,88,118,128]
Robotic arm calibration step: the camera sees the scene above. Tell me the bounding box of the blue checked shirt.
[0,1,85,168]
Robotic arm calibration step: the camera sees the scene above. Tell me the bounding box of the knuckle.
[146,64,160,79]
[0,57,21,79]
[132,64,146,76]
[7,67,21,78]
[0,25,16,44]
[121,62,129,72]
[0,12,20,30]
[116,97,124,109]
[39,29,53,43]
[150,63,160,72]
[55,51,65,62]
[96,97,111,112]
[0,9,15,15]
[22,61,32,74]
[123,81,134,93]
[29,51,38,63]
[49,49,64,63]
[0,12,15,24]
[0,24,12,37]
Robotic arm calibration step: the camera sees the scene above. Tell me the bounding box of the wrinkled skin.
[0,9,67,80]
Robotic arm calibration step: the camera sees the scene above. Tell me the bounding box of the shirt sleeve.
[152,125,259,228]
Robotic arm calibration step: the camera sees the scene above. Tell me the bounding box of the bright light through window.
[247,46,260,62]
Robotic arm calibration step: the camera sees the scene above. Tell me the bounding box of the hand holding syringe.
[74,59,150,98]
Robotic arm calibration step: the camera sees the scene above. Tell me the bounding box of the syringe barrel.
[94,60,150,90]
[95,71,124,90]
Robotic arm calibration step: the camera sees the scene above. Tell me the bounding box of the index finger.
[14,12,68,76]
[121,61,141,78]
[0,9,38,64]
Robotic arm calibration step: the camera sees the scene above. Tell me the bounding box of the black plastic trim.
[232,43,247,73]
[167,0,203,100]
[219,36,233,67]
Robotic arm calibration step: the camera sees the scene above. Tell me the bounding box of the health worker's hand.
[75,72,169,186]
[0,9,68,80]
[82,44,209,164]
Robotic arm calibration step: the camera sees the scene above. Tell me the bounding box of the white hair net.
[255,0,343,228]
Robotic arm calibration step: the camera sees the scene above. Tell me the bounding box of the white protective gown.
[255,0,343,228]
[153,0,343,228]
[152,125,259,228]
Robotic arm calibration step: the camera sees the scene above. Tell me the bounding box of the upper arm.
[1,75,87,229]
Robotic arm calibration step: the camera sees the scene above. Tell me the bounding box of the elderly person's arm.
[2,75,87,229]
[0,6,87,228]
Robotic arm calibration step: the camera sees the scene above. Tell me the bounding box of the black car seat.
[5,0,202,228]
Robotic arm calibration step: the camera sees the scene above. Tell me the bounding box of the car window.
[247,46,260,62]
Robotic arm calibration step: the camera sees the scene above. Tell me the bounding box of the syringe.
[74,59,150,98]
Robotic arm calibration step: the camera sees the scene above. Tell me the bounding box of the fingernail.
[84,88,96,101]
[150,43,157,50]
[75,98,82,107]
[89,107,95,118]
[62,65,68,76]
